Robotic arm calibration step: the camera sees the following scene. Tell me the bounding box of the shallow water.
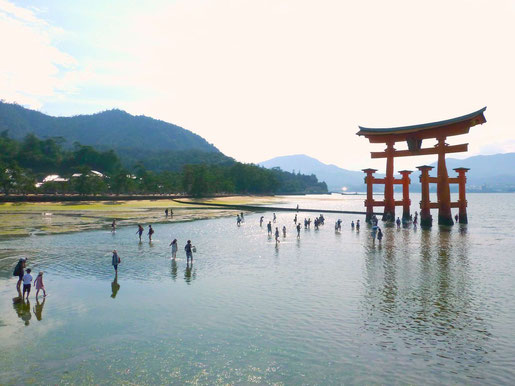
[1,193,514,384]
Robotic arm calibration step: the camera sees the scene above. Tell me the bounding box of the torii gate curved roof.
[356,107,487,143]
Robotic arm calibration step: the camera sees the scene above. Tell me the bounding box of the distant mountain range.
[427,153,515,191]
[259,154,369,192]
[0,101,233,171]
[260,153,515,193]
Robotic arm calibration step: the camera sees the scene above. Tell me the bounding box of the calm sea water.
[1,193,514,385]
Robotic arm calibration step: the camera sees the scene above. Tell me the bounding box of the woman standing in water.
[170,239,178,259]
[136,224,144,242]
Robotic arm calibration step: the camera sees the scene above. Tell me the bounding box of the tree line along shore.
[0,131,328,197]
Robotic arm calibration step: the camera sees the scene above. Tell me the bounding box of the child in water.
[22,269,33,300]
[34,271,47,299]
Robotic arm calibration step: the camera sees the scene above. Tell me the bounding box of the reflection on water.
[33,298,45,321]
[111,274,120,299]
[13,299,32,326]
[1,193,515,384]
[184,262,196,284]
[362,225,491,380]
[170,259,178,281]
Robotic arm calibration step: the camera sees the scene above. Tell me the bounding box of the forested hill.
[0,101,219,153]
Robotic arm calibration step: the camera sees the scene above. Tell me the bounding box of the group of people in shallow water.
[12,258,47,300]
[12,206,427,315]
[11,257,48,325]
[109,228,196,274]
[136,224,155,242]
[10,255,52,325]
[395,211,419,228]
[253,211,369,245]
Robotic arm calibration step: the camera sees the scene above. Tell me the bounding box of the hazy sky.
[1,0,514,172]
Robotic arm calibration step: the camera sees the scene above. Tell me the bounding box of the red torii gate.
[357,107,487,226]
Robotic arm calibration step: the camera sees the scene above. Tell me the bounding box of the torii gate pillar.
[399,170,412,221]
[454,167,469,224]
[417,166,433,227]
[362,168,377,223]
[383,141,396,222]
[436,137,454,226]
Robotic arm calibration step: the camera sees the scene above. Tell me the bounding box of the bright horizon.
[1,0,514,173]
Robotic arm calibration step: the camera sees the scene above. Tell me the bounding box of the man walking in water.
[112,250,120,273]
[267,221,272,235]
[260,216,264,227]
[148,225,154,242]
[296,223,301,238]
[275,227,280,244]
[185,240,194,262]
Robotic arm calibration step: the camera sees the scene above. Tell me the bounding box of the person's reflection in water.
[33,297,46,321]
[111,273,120,299]
[18,299,32,326]
[274,243,280,258]
[184,262,196,284]
[12,290,25,323]
[171,259,178,281]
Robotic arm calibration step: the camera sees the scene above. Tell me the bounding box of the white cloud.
[0,0,77,108]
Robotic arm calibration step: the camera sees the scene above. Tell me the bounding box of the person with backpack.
[13,258,27,291]
[112,250,120,273]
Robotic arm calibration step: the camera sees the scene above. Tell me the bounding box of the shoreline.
[0,192,323,203]
[0,196,280,238]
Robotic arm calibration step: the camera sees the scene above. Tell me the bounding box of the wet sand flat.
[0,196,279,237]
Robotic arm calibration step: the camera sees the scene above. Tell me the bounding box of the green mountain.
[0,101,221,155]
